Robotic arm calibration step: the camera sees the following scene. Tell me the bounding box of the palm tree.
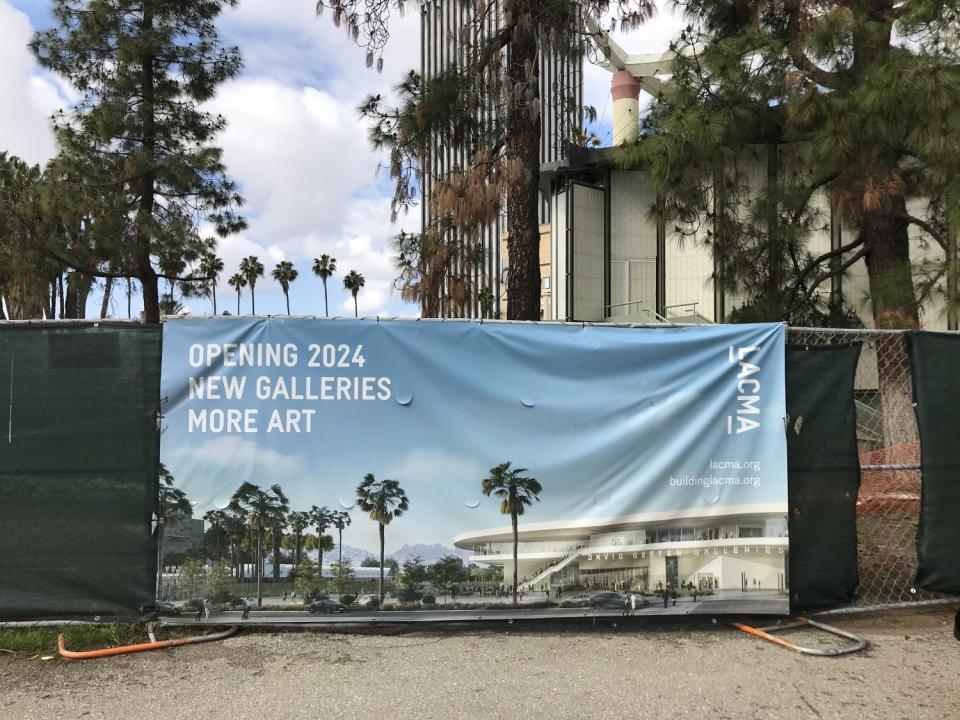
[356,474,409,606]
[200,253,225,315]
[481,462,542,607]
[239,256,265,315]
[228,273,246,315]
[271,260,298,314]
[288,511,311,565]
[312,254,337,316]
[309,505,336,580]
[332,510,352,568]
[227,482,288,607]
[343,270,365,318]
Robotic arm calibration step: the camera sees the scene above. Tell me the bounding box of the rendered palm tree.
[312,254,337,316]
[288,511,311,565]
[481,462,542,607]
[332,510,352,568]
[271,260,298,315]
[203,509,230,560]
[239,256,265,315]
[356,474,409,606]
[269,501,290,582]
[228,273,246,315]
[157,464,192,596]
[343,270,365,318]
[228,482,288,607]
[310,505,336,581]
[200,253,225,315]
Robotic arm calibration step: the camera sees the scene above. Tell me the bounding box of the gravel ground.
[1,606,957,720]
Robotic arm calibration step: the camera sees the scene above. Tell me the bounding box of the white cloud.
[169,435,303,476]
[0,2,71,165]
[392,448,487,488]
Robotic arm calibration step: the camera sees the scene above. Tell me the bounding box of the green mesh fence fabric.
[0,324,161,620]
[786,344,862,611]
[909,332,960,595]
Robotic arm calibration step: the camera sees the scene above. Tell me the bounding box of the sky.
[0,1,686,319]
[160,319,788,555]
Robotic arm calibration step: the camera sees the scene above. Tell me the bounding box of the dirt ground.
[1,606,957,720]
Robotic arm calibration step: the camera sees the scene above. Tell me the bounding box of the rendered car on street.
[307,598,347,614]
[589,592,650,610]
[139,601,180,616]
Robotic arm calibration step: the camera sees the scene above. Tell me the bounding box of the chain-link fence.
[788,327,954,608]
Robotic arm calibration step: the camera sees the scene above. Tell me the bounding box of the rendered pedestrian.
[630,592,637,615]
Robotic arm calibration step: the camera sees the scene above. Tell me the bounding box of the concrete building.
[420,0,582,317]
[528,27,955,329]
[454,503,788,593]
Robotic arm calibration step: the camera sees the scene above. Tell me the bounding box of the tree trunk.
[505,0,541,321]
[100,275,113,318]
[58,273,65,318]
[323,280,329,317]
[49,282,56,320]
[860,194,919,448]
[256,529,263,607]
[236,291,241,316]
[317,529,325,580]
[353,294,358,318]
[127,277,132,318]
[64,272,92,319]
[250,286,255,315]
[138,7,159,324]
[285,291,290,315]
[338,528,343,567]
[272,528,281,581]
[212,281,217,315]
[512,513,518,608]
[378,523,385,606]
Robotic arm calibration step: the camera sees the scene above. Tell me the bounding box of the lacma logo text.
[727,345,761,434]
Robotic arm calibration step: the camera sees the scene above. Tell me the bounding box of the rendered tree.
[272,260,299,315]
[228,482,289,607]
[312,254,337,316]
[315,0,655,320]
[240,256,264,315]
[621,0,960,329]
[355,473,409,605]
[481,461,541,607]
[332,510,352,568]
[32,0,246,323]
[343,269,365,317]
[310,505,336,580]
[430,555,467,604]
[289,511,311,565]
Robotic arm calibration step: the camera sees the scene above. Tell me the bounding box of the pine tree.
[621,0,960,329]
[31,0,246,323]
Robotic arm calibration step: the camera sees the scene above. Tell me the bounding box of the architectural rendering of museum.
[453,503,789,593]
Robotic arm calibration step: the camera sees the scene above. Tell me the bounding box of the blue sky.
[161,319,788,554]
[1,1,685,319]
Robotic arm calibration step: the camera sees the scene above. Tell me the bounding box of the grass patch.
[0,624,146,656]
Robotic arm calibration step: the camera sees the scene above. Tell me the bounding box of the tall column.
[611,70,642,145]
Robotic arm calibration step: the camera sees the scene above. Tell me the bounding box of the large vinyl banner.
[161,319,789,617]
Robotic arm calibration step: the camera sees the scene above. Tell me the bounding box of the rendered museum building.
[454,503,789,593]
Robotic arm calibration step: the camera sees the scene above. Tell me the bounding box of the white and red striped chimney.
[611,70,642,145]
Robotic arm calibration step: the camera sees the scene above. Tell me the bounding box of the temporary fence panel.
[787,328,954,608]
[909,332,960,595]
[0,324,160,620]
[785,344,861,610]
[161,319,790,617]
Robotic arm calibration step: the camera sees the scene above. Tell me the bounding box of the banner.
[160,319,788,617]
